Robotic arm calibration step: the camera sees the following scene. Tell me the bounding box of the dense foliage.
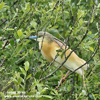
[0,0,100,100]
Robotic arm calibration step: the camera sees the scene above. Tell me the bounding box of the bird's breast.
[39,41,54,62]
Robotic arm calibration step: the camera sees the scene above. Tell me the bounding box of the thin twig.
[62,0,65,38]
[0,59,6,67]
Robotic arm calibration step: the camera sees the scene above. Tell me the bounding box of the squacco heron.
[25,31,89,86]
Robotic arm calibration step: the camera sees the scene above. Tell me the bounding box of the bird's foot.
[59,70,70,86]
[55,78,66,92]
[55,70,70,91]
[59,77,66,86]
[55,86,59,92]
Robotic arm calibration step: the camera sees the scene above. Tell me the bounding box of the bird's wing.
[53,37,68,49]
[51,38,88,75]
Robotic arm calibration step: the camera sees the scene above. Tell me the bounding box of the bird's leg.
[64,70,70,79]
[60,71,64,86]
[55,70,70,91]
[59,70,70,86]
[83,74,88,98]
[59,71,64,86]
[83,74,86,89]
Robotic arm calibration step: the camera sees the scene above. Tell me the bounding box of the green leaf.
[6,28,14,31]
[13,78,18,84]
[25,2,30,12]
[41,87,48,93]
[77,10,85,19]
[41,95,53,99]
[56,49,63,52]
[17,30,23,37]
[89,47,94,52]
[86,41,94,46]
[79,19,83,26]
[24,61,29,71]
[0,41,3,48]
[90,17,94,23]
[30,21,37,29]
[0,2,5,10]
[49,2,55,8]
[18,77,21,85]
[10,39,14,46]
[21,77,24,83]
[16,45,23,55]
[77,0,82,5]
[0,92,5,100]
[61,52,65,58]
[0,67,5,71]
[26,74,31,80]
[48,29,59,34]
[20,67,26,76]
[37,84,43,92]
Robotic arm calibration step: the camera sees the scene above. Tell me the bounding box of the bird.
[24,31,89,87]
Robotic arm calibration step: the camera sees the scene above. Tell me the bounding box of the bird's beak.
[24,36,38,39]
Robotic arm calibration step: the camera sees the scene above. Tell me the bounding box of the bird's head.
[24,31,54,42]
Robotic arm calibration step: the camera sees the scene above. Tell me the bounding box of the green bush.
[0,0,100,100]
